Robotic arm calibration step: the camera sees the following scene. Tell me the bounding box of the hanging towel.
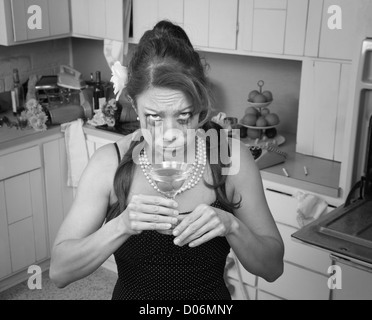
[61,119,89,188]
[295,191,328,228]
[103,0,132,67]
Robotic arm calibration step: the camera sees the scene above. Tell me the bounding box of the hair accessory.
[110,61,128,101]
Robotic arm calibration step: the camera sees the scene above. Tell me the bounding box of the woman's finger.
[129,212,179,225]
[188,227,225,247]
[130,220,173,231]
[127,202,179,217]
[174,217,220,247]
[131,194,178,209]
[172,204,206,236]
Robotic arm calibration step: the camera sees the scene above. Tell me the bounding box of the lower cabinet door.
[257,262,330,300]
[1,169,48,277]
[331,262,372,300]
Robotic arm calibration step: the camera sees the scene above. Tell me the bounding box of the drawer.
[258,262,330,300]
[278,224,330,274]
[0,146,41,180]
[264,188,299,228]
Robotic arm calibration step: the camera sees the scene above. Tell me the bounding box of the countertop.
[255,133,341,199]
[0,116,341,200]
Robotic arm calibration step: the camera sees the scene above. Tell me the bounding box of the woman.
[50,20,284,300]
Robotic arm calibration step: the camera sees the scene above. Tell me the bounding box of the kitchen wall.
[72,38,301,135]
[0,38,71,92]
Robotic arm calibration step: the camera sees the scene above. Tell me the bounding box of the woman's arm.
[49,144,130,288]
[225,142,284,282]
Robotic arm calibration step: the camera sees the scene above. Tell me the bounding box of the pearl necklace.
[138,137,207,198]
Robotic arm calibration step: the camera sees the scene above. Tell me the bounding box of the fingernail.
[173,210,179,216]
[174,238,180,245]
[171,218,178,224]
[173,202,178,208]
[173,230,179,237]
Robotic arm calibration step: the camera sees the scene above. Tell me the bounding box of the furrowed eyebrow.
[145,105,194,115]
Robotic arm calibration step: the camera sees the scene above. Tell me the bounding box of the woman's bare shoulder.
[115,130,142,159]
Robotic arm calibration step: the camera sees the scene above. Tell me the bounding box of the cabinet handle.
[265,188,293,197]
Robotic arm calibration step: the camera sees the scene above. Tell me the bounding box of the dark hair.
[108,21,241,221]
[126,20,211,124]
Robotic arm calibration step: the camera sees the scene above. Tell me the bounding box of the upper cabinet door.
[70,0,90,36]
[88,0,106,39]
[132,0,159,42]
[284,0,308,56]
[158,0,184,26]
[71,0,125,41]
[184,0,209,47]
[106,0,124,41]
[48,0,70,36]
[319,0,358,60]
[11,0,50,41]
[9,0,70,43]
[209,0,238,50]
[183,0,238,50]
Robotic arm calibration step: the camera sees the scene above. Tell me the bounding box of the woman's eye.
[178,112,192,123]
[147,114,162,121]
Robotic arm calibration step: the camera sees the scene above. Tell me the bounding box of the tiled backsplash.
[0,38,71,93]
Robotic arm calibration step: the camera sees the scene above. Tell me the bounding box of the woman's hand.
[172,204,234,247]
[120,194,179,236]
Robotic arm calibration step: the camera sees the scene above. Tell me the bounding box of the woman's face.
[136,87,200,159]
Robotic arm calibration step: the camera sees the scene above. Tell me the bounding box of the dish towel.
[61,119,89,188]
[295,191,328,228]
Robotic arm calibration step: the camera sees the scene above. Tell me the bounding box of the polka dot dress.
[111,200,232,300]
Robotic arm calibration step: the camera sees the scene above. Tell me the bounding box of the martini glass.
[148,161,193,199]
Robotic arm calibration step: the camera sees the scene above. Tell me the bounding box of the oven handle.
[330,253,372,273]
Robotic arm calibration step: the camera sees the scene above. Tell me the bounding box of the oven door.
[292,198,372,266]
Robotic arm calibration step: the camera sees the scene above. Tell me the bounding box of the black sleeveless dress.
[109,143,232,300]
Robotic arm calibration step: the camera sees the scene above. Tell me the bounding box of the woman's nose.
[163,128,178,142]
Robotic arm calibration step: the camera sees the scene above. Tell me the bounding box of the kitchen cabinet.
[296,60,351,161]
[70,0,124,41]
[184,0,238,50]
[258,185,332,300]
[305,0,359,61]
[0,0,70,46]
[330,260,372,300]
[238,0,308,56]
[132,0,184,43]
[132,0,238,50]
[0,146,48,281]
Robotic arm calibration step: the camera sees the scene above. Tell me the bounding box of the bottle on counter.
[11,68,25,115]
[93,71,105,111]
